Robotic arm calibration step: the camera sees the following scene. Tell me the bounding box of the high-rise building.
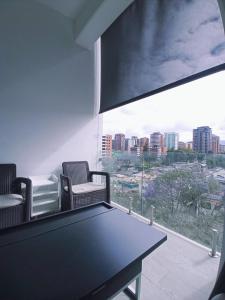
[114,133,125,151]
[140,137,149,152]
[102,135,112,157]
[125,138,132,152]
[150,132,164,156]
[193,126,212,153]
[212,134,220,154]
[131,136,139,147]
[164,132,179,150]
[130,145,141,156]
[150,132,163,148]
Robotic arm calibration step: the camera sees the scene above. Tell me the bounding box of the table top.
[0,202,167,300]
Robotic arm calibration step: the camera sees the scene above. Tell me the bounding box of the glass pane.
[102,71,225,251]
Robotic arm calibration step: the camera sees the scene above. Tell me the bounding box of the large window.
[101,71,225,250]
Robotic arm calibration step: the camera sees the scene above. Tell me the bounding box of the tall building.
[125,138,132,152]
[150,132,164,156]
[130,145,141,156]
[193,126,212,153]
[114,133,125,151]
[140,137,149,152]
[150,132,163,148]
[131,136,139,147]
[164,132,179,150]
[212,134,220,154]
[102,135,112,157]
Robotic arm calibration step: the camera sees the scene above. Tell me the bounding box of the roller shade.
[100,0,225,113]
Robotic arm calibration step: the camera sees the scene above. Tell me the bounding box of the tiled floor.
[114,218,219,300]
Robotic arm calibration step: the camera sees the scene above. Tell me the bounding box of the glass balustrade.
[102,151,225,251]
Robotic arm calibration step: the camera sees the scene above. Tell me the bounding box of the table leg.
[135,274,141,300]
[123,273,142,300]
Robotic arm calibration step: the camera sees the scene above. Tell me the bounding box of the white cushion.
[0,194,23,208]
[30,178,56,187]
[65,182,105,194]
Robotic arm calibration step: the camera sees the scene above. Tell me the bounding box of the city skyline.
[103,71,225,142]
[102,126,225,156]
[104,131,191,143]
[103,128,222,145]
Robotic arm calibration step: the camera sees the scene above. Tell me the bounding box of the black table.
[0,202,167,300]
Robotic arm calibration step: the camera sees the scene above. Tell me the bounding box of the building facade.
[193,126,212,153]
[102,135,112,157]
[130,145,141,156]
[114,133,126,151]
[140,137,149,152]
[125,138,132,152]
[150,132,164,156]
[131,136,139,147]
[164,132,179,150]
[212,134,220,154]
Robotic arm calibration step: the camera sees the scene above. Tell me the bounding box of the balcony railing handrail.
[112,201,221,256]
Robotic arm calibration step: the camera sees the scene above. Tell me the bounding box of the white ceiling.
[34,0,134,48]
[35,0,89,19]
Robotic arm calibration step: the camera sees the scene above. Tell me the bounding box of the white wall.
[0,0,101,176]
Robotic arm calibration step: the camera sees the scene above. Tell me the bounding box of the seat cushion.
[212,294,225,300]
[0,194,23,209]
[65,182,105,194]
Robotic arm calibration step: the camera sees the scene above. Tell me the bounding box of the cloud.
[211,42,225,56]
[200,16,220,26]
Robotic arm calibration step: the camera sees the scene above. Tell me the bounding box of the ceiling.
[35,0,89,20]
[34,0,134,48]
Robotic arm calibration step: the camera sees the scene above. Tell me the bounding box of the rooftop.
[114,203,219,300]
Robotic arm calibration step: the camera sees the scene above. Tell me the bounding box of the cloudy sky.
[103,70,225,142]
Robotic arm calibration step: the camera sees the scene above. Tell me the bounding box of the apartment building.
[164,132,179,150]
[114,134,126,151]
[102,135,112,157]
[212,134,220,154]
[193,126,212,153]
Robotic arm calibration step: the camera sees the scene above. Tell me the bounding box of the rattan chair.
[60,161,110,211]
[0,164,32,229]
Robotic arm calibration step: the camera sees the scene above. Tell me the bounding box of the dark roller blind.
[100,0,225,113]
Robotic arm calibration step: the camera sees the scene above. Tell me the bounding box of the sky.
[103,71,225,142]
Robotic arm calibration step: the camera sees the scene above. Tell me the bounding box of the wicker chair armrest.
[14,177,32,185]
[60,174,73,210]
[60,174,71,190]
[13,177,32,196]
[13,177,32,222]
[89,171,110,203]
[89,171,109,177]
